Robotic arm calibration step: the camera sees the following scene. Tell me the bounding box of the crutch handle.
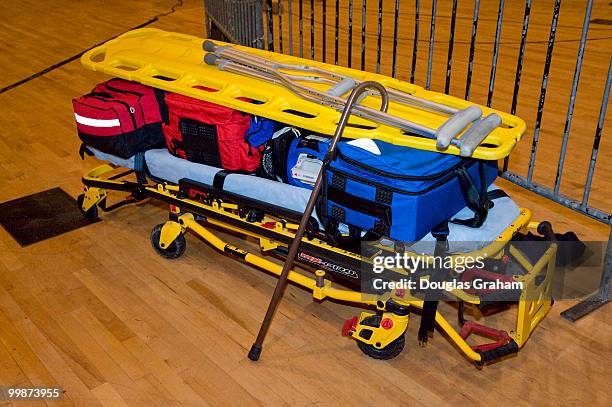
[203,40,217,52]
[326,78,357,97]
[459,113,502,157]
[436,106,482,149]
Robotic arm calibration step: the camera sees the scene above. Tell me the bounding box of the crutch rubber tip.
[204,53,218,65]
[537,221,555,241]
[248,344,262,361]
[202,40,217,52]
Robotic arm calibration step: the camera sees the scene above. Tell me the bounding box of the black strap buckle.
[79,143,93,160]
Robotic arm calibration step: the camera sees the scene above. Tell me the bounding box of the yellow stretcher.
[77,29,554,365]
[81,28,526,160]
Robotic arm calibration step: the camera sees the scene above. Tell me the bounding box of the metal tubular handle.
[325,81,389,158]
[248,81,388,361]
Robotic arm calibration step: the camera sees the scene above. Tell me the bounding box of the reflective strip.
[74,113,120,128]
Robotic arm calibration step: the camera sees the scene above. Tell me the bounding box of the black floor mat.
[0,187,99,246]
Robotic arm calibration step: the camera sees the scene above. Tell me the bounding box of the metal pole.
[426,0,437,90]
[361,0,367,71]
[487,0,505,107]
[266,0,274,51]
[582,58,612,207]
[348,0,353,68]
[299,0,304,57]
[465,0,480,100]
[554,0,593,194]
[322,0,327,62]
[288,0,293,55]
[255,0,265,49]
[335,0,339,65]
[391,0,400,78]
[527,0,560,183]
[310,0,315,59]
[376,0,383,74]
[503,0,531,173]
[445,0,458,94]
[248,81,389,361]
[411,0,420,84]
[278,0,283,53]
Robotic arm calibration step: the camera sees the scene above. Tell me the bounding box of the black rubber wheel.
[150,224,186,259]
[356,315,405,360]
[77,194,99,221]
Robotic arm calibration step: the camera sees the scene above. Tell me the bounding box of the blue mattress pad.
[90,148,521,254]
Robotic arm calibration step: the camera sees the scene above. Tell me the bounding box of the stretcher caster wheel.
[77,194,99,221]
[356,316,405,360]
[150,224,186,259]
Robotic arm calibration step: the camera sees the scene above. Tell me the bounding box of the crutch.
[247,81,389,361]
[204,41,455,116]
[203,41,500,156]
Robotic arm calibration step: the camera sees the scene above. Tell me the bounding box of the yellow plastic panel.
[82,28,526,160]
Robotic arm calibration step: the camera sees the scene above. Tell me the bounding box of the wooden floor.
[0,0,610,406]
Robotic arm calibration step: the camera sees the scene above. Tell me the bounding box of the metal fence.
[255,0,612,224]
[204,0,264,48]
[204,0,611,318]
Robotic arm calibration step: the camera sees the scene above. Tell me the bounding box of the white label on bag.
[346,138,381,155]
[291,153,322,185]
[74,113,120,128]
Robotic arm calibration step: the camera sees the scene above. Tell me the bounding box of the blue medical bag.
[321,139,497,242]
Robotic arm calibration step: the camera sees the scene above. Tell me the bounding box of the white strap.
[74,113,120,128]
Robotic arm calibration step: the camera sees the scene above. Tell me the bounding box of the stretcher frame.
[79,162,556,365]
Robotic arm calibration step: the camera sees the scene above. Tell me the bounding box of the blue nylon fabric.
[245,115,277,147]
[326,139,498,241]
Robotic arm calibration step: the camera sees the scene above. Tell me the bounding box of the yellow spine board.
[81,28,526,160]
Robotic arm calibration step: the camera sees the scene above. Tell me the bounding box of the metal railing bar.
[322,0,327,62]
[582,58,612,208]
[361,0,367,71]
[465,0,480,100]
[487,0,505,107]
[278,0,283,53]
[502,171,611,224]
[503,0,531,172]
[299,0,304,57]
[426,0,437,90]
[391,0,399,78]
[266,0,274,51]
[335,0,339,65]
[411,0,420,84]
[527,0,561,183]
[445,0,458,94]
[288,0,293,55]
[310,0,315,59]
[348,0,353,68]
[554,0,593,194]
[376,0,383,74]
